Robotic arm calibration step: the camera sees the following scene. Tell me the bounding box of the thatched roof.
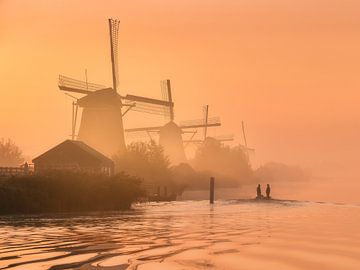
[33,140,114,166]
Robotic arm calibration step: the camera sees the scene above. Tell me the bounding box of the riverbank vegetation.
[0,138,24,166]
[170,138,253,190]
[0,172,144,215]
[113,141,184,196]
[254,162,311,183]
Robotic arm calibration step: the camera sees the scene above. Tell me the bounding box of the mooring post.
[210,177,215,204]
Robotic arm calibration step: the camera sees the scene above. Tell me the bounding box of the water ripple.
[0,200,359,270]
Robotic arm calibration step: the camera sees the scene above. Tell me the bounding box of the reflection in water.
[0,200,359,269]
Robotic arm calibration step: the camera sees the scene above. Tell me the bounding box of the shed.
[32,140,114,175]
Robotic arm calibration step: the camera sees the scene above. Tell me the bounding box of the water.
[0,200,359,270]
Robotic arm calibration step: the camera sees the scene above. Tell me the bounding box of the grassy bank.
[0,172,144,214]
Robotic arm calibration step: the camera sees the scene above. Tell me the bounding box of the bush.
[255,162,311,183]
[0,138,24,166]
[191,138,253,186]
[0,172,144,215]
[113,141,180,194]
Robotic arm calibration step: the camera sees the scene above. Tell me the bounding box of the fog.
[1,0,360,203]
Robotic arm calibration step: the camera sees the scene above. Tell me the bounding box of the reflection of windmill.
[125,83,222,164]
[59,19,173,156]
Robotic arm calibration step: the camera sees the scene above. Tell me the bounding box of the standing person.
[23,162,29,175]
[256,184,262,198]
[266,184,271,199]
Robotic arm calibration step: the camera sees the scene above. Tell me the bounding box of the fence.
[0,164,34,177]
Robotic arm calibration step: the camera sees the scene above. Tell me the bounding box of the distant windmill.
[59,19,173,156]
[182,105,234,147]
[241,121,255,160]
[125,84,223,164]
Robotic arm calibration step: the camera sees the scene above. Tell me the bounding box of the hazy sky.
[1,0,360,177]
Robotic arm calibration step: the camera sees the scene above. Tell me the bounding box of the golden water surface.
[0,200,359,270]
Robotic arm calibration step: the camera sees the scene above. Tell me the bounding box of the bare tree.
[0,138,24,166]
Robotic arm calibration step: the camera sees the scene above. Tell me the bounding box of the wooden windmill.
[59,19,173,156]
[182,105,234,147]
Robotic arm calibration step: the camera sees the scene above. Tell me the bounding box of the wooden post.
[210,177,215,204]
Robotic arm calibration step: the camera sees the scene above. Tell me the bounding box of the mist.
[1,0,360,203]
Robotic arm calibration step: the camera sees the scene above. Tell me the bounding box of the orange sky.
[1,0,360,178]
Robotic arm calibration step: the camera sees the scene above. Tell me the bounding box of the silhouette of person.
[256,184,262,198]
[23,162,29,175]
[266,184,271,199]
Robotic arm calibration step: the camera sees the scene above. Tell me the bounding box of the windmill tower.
[59,19,173,156]
[158,80,185,164]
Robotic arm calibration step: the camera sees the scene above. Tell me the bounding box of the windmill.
[125,81,222,165]
[182,105,234,147]
[59,19,173,156]
[240,121,255,161]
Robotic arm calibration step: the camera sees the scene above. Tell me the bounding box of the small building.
[32,140,114,175]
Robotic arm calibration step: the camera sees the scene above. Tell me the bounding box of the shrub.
[0,138,24,166]
[0,171,144,214]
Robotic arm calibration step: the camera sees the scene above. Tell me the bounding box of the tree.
[255,162,311,183]
[192,138,253,185]
[0,138,24,166]
[113,140,175,190]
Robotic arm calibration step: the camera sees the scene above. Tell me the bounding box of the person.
[256,184,262,198]
[266,184,271,199]
[23,162,29,174]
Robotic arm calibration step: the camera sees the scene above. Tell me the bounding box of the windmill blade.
[109,18,120,92]
[241,121,248,148]
[179,122,221,129]
[203,105,209,140]
[161,81,170,119]
[64,93,79,100]
[59,75,106,92]
[125,126,163,132]
[123,100,171,116]
[122,94,174,116]
[59,86,93,95]
[161,80,174,121]
[123,94,174,107]
[179,116,220,128]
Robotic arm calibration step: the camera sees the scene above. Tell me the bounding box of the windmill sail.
[109,18,120,92]
[179,117,221,129]
[59,75,105,93]
[123,93,173,116]
[161,80,174,121]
